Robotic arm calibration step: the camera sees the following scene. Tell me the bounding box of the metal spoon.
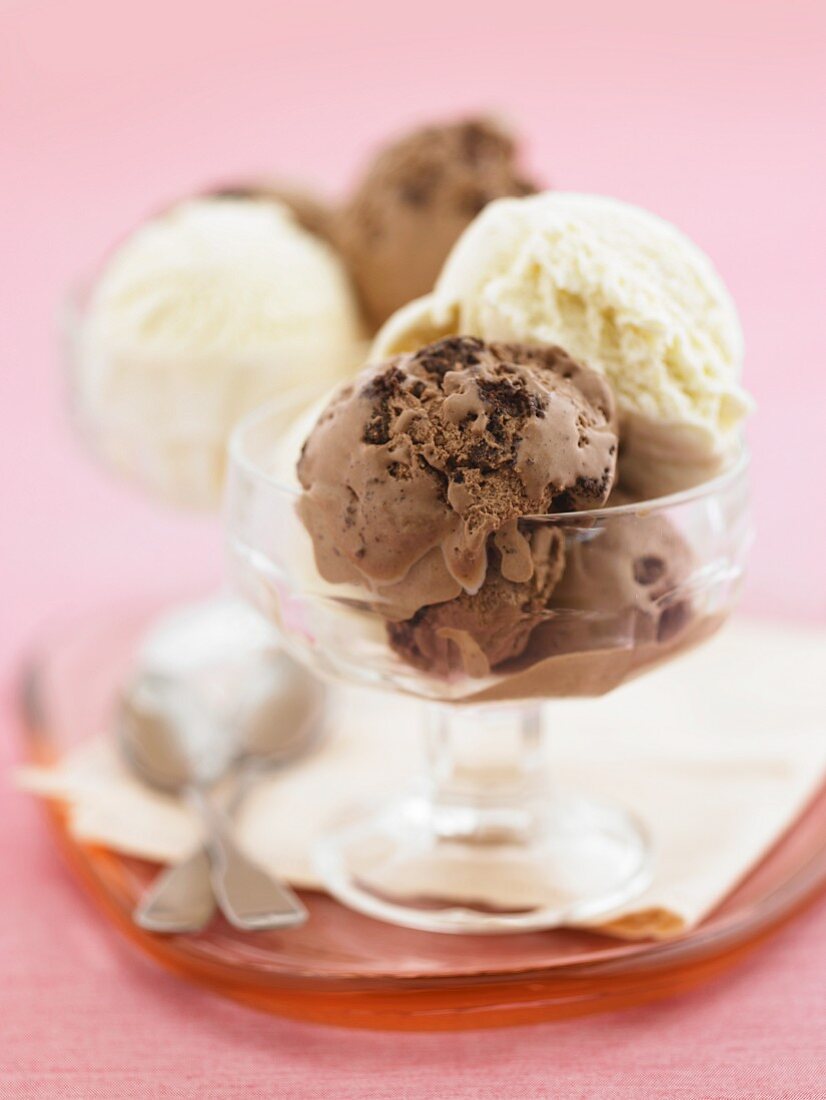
[118,653,323,933]
[133,659,324,933]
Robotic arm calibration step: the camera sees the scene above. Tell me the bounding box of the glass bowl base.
[315,792,652,934]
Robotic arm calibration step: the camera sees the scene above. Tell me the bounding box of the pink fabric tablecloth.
[2,2,825,1096]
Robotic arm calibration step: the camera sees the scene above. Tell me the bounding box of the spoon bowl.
[118,648,324,933]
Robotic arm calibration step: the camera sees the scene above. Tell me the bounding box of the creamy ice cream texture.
[374,192,750,496]
[296,336,619,674]
[335,117,538,331]
[297,337,618,592]
[74,197,365,508]
[387,527,566,678]
[291,335,711,686]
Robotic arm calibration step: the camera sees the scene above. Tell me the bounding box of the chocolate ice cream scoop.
[335,118,538,329]
[387,527,566,678]
[550,495,696,644]
[297,337,617,613]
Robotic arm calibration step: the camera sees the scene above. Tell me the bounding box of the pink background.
[2,1,825,1096]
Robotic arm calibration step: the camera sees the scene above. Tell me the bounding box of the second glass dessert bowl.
[228,399,751,934]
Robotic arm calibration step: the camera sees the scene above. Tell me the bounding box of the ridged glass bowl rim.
[228,394,750,521]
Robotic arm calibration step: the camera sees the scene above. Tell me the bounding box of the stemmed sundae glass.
[227,396,751,934]
[59,191,366,711]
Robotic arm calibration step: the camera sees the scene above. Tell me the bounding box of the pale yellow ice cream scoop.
[374,192,750,496]
[74,197,365,509]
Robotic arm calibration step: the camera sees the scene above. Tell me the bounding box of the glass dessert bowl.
[227,397,751,935]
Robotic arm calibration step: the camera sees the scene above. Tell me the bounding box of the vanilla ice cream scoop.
[73,197,365,508]
[374,193,750,497]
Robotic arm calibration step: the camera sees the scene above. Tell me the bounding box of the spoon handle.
[135,849,215,933]
[186,785,308,931]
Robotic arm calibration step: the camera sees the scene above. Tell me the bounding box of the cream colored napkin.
[18,619,826,940]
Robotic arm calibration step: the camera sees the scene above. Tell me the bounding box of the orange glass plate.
[19,601,826,1031]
